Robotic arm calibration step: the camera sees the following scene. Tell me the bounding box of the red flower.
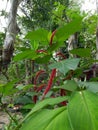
[42,68,56,99]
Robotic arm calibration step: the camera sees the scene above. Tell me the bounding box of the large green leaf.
[70,48,91,57]
[49,58,80,75]
[20,91,98,130]
[68,90,98,130]
[20,107,71,130]
[56,17,82,42]
[24,96,69,120]
[25,28,49,45]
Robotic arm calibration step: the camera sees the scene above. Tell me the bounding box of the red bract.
[42,68,56,99]
[50,30,57,45]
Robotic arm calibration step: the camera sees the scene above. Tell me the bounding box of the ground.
[0,112,9,129]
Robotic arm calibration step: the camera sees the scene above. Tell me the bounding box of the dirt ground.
[0,111,9,129]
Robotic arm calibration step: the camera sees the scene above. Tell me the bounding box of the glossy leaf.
[25,28,49,44]
[56,17,82,42]
[68,90,98,130]
[20,107,71,130]
[49,58,80,75]
[20,91,98,130]
[13,50,38,61]
[24,96,69,120]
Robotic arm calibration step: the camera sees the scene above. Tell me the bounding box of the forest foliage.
[0,0,98,130]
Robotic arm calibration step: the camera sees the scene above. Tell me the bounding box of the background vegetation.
[0,0,98,130]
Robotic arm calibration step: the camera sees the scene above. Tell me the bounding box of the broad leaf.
[56,17,82,42]
[25,28,49,45]
[20,91,98,130]
[54,80,78,91]
[13,50,38,61]
[24,96,69,120]
[49,58,80,75]
[70,48,91,57]
[68,90,98,130]
[20,107,71,130]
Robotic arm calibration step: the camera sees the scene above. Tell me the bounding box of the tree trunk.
[67,32,78,57]
[2,0,21,69]
[25,60,31,84]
